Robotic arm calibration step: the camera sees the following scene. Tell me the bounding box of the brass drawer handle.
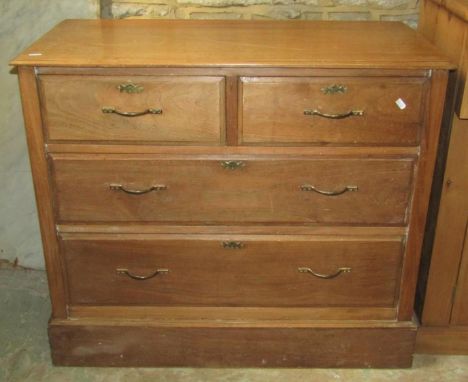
[221,160,245,170]
[304,109,364,119]
[102,106,162,117]
[298,267,351,279]
[109,183,167,195]
[117,268,169,281]
[300,184,358,196]
[222,241,244,249]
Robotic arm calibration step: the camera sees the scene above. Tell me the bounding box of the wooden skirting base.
[49,319,417,368]
[416,326,468,354]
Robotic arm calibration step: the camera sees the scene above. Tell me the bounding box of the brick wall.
[103,0,419,27]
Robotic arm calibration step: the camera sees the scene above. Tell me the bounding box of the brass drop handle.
[300,184,358,196]
[221,160,245,170]
[117,268,169,280]
[109,183,167,195]
[102,106,162,117]
[304,109,364,119]
[298,267,351,279]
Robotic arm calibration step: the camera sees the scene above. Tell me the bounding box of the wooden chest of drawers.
[11,19,452,367]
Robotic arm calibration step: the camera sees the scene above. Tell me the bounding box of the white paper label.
[395,98,407,110]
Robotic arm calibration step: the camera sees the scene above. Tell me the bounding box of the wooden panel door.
[450,225,468,325]
[421,115,468,326]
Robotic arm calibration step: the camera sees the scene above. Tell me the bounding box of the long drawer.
[62,235,404,307]
[39,75,225,144]
[51,156,415,225]
[240,77,427,145]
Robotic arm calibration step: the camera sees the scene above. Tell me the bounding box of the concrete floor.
[1,268,468,382]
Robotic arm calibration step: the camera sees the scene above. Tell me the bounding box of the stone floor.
[1,268,468,382]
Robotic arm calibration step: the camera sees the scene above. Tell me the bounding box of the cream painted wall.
[1,1,99,269]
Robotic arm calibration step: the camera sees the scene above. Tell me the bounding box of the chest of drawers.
[12,19,452,367]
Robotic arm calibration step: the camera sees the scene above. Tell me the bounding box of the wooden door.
[451,225,468,324]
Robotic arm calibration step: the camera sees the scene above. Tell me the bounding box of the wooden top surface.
[11,19,453,69]
[427,0,468,22]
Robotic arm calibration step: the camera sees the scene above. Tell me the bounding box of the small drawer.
[39,75,225,144]
[240,77,427,145]
[51,155,415,225]
[62,235,403,307]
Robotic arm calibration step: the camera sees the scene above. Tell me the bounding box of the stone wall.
[104,0,419,28]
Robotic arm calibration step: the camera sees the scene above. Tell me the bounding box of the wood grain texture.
[57,225,407,236]
[397,70,448,321]
[422,116,468,325]
[415,0,468,355]
[420,0,468,118]
[50,155,415,225]
[50,316,418,328]
[451,224,468,324]
[225,76,239,146]
[58,232,404,241]
[61,236,403,307]
[68,306,397,321]
[457,34,468,118]
[39,75,225,144]
[36,67,431,77]
[46,143,419,156]
[17,67,68,319]
[430,2,467,118]
[416,326,468,354]
[240,76,427,145]
[10,20,452,69]
[425,0,468,23]
[419,0,440,41]
[49,320,416,367]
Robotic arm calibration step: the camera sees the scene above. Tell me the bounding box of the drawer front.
[52,156,414,225]
[39,75,225,143]
[63,237,403,307]
[240,77,427,145]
